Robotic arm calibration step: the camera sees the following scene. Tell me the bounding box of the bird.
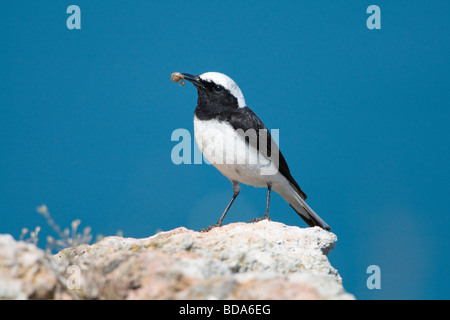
[173,71,330,232]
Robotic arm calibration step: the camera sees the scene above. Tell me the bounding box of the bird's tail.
[274,183,331,231]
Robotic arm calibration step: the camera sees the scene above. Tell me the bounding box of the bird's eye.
[213,85,224,93]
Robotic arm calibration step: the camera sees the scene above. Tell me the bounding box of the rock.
[0,234,67,299]
[0,221,354,299]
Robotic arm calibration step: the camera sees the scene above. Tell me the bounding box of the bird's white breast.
[193,116,285,188]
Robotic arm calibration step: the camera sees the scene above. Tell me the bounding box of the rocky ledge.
[0,220,354,299]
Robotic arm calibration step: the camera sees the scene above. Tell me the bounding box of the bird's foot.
[250,214,271,223]
[200,222,222,233]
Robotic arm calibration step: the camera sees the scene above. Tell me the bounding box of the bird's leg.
[263,184,272,219]
[251,184,272,223]
[201,181,240,232]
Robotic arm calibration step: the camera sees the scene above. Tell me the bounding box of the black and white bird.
[174,71,330,231]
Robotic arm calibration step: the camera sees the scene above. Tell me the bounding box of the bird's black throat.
[194,82,240,121]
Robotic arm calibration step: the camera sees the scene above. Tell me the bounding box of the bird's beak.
[182,73,204,89]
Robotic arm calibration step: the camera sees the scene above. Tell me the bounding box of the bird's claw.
[250,215,271,223]
[200,222,223,233]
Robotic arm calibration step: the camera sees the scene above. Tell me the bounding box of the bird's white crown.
[199,72,246,108]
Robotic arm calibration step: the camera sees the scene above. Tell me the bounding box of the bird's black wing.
[221,107,307,200]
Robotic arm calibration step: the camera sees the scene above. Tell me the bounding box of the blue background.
[1,1,449,299]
